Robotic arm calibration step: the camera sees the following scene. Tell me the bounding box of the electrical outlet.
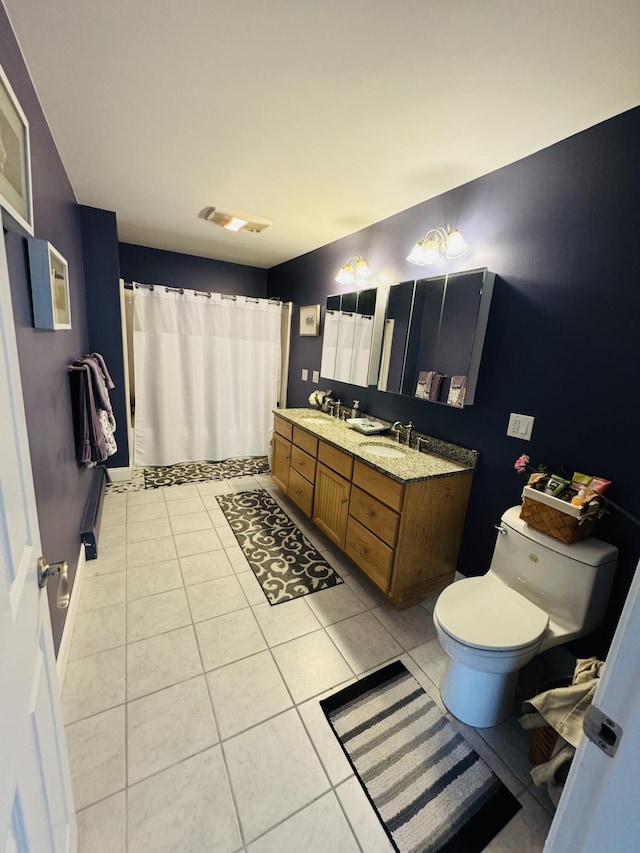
[312,370,319,383]
[301,369,308,381]
[507,413,535,440]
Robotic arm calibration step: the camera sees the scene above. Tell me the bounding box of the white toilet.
[433,506,618,728]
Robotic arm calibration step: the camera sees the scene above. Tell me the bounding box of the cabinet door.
[271,432,291,492]
[313,463,350,548]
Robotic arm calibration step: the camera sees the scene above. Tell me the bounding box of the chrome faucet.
[334,399,342,419]
[391,421,413,446]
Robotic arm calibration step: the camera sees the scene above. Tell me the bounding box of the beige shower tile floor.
[64,473,555,852]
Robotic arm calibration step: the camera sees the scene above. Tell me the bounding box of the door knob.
[38,557,70,609]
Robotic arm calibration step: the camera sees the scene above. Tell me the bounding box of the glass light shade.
[407,239,427,265]
[355,258,371,280]
[335,264,356,285]
[223,217,249,232]
[445,229,469,259]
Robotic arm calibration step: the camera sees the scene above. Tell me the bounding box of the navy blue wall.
[80,206,129,468]
[268,107,640,658]
[119,242,267,297]
[1,5,92,652]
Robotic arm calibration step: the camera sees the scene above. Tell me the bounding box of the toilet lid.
[435,577,549,651]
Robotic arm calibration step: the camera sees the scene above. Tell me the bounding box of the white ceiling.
[4,1,639,269]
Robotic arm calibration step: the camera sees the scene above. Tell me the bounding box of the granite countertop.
[274,408,477,484]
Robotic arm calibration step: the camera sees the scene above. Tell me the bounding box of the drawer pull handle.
[341,498,348,504]
[365,511,374,518]
[360,548,368,556]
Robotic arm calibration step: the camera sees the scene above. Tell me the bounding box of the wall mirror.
[378,268,495,407]
[320,286,387,388]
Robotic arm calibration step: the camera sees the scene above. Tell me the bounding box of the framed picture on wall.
[0,62,33,236]
[299,304,320,336]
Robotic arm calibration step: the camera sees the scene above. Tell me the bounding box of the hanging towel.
[70,353,117,465]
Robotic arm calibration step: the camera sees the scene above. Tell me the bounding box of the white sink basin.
[299,416,331,426]
[359,443,405,459]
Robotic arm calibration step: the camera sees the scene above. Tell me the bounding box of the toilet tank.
[488,507,618,635]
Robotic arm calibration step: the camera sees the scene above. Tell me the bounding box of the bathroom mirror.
[320,286,388,388]
[378,268,495,407]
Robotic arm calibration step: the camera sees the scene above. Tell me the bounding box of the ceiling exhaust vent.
[199,206,271,234]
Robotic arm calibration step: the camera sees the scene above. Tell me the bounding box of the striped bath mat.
[320,661,521,853]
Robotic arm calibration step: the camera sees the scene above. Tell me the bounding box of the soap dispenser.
[351,400,360,419]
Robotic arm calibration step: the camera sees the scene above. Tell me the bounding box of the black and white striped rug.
[216,489,343,605]
[321,661,521,853]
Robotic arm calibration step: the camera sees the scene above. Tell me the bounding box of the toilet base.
[440,658,518,728]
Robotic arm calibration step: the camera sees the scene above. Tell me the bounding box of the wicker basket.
[520,495,595,544]
[526,677,573,766]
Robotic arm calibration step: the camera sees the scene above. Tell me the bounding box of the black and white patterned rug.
[144,456,270,489]
[321,661,521,853]
[216,489,343,605]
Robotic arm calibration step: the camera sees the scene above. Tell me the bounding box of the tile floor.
[63,473,556,852]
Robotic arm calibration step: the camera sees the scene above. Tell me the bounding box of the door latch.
[583,704,622,758]
[37,557,70,609]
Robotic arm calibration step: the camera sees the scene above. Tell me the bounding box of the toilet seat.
[434,577,549,651]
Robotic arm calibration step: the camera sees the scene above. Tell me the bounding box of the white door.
[0,229,76,851]
[545,557,640,851]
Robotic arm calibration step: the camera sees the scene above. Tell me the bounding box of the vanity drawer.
[293,426,318,457]
[288,468,314,517]
[349,485,399,548]
[274,415,293,441]
[352,460,403,512]
[290,445,317,484]
[318,441,353,480]
[345,517,393,591]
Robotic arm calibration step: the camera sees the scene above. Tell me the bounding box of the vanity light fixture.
[335,256,372,285]
[407,226,469,265]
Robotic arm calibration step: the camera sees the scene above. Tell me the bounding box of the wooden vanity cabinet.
[312,442,353,548]
[271,415,473,609]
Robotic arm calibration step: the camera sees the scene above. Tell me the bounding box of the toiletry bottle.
[351,400,360,419]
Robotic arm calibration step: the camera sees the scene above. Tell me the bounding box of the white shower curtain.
[133,286,281,466]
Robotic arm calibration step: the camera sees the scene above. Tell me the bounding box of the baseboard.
[56,543,86,692]
[108,466,132,482]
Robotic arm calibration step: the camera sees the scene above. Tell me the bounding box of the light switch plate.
[312,370,319,383]
[507,413,535,440]
[301,369,308,381]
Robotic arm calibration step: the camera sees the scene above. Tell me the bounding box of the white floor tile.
[165,495,207,516]
[169,510,213,535]
[197,480,232,497]
[126,559,183,600]
[78,572,125,612]
[179,549,234,585]
[409,636,449,689]
[224,708,329,842]
[252,598,321,646]
[186,574,248,621]
[127,536,177,569]
[66,706,125,810]
[335,777,395,853]
[195,607,267,671]
[77,791,125,853]
[305,582,368,626]
[84,545,126,578]
[225,544,252,574]
[127,489,165,506]
[326,611,403,674]
[127,675,218,784]
[207,507,231,527]
[247,791,360,853]
[69,604,126,660]
[216,525,238,549]
[174,527,223,557]
[207,650,292,739]
[485,790,552,852]
[62,646,125,724]
[101,506,127,527]
[126,502,168,524]
[343,573,389,608]
[127,747,241,853]
[126,588,191,642]
[162,484,202,501]
[237,569,266,605]
[370,602,437,650]
[271,629,354,703]
[126,517,173,543]
[298,688,356,786]
[126,625,202,701]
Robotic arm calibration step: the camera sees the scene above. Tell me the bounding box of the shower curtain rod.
[124,281,281,304]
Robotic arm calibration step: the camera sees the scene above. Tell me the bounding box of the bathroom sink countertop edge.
[274,408,476,483]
